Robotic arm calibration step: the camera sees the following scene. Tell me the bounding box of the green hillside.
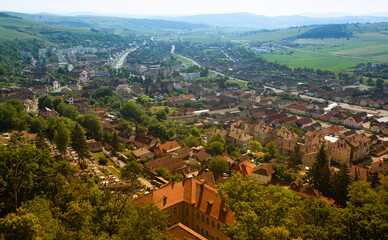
[4,12,209,33]
[0,15,137,46]
[232,22,388,71]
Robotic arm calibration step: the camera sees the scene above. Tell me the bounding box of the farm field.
[229,22,388,71]
[0,16,90,42]
[260,50,381,71]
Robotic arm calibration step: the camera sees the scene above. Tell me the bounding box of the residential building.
[135,178,233,240]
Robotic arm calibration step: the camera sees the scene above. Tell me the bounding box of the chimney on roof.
[200,182,205,192]
[163,196,167,206]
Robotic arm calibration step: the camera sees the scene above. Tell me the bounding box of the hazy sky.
[1,0,388,16]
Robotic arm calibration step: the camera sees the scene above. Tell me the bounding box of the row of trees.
[0,143,169,240]
[218,173,388,240]
[309,145,381,206]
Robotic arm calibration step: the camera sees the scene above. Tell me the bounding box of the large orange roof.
[135,178,234,225]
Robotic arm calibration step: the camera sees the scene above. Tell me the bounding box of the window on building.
[217,223,220,230]
[186,208,189,215]
[202,215,204,222]
[197,225,199,232]
[206,217,209,224]
[206,231,208,237]
[217,237,219,240]
[173,207,177,215]
[197,212,200,219]
[212,220,215,228]
[201,228,203,235]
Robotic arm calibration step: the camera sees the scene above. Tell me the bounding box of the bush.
[98,156,108,165]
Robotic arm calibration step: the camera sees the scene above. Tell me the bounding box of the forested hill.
[0,15,135,84]
[0,12,21,19]
[4,12,210,32]
[296,24,353,39]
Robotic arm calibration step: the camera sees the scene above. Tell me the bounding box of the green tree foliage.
[184,135,200,147]
[0,99,26,131]
[0,144,63,214]
[249,140,262,152]
[155,109,167,121]
[297,24,352,39]
[53,122,70,156]
[155,168,172,181]
[287,144,302,172]
[77,112,102,140]
[93,87,114,99]
[38,95,53,110]
[375,78,384,92]
[208,157,229,175]
[35,130,48,150]
[114,121,133,136]
[209,132,225,144]
[263,141,277,161]
[227,144,242,159]
[330,164,351,206]
[332,180,388,240]
[121,161,142,182]
[190,127,201,137]
[217,173,388,240]
[0,212,40,240]
[98,156,109,166]
[367,77,374,86]
[71,123,89,163]
[367,171,381,188]
[57,102,79,120]
[209,141,225,155]
[117,203,169,240]
[28,116,48,133]
[310,145,331,195]
[111,132,123,152]
[217,173,301,240]
[121,102,145,122]
[148,120,170,140]
[208,132,226,155]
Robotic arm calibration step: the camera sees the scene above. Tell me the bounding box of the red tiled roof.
[168,223,207,240]
[297,117,312,126]
[288,103,307,111]
[159,140,181,152]
[135,178,234,225]
[231,160,256,176]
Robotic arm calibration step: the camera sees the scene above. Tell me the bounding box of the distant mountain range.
[160,12,388,29]
[3,11,388,31]
[3,12,210,32]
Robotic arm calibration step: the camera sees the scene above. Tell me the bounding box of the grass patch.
[107,166,121,177]
[175,55,196,67]
[91,151,114,166]
[227,79,248,89]
[150,105,176,113]
[261,51,381,71]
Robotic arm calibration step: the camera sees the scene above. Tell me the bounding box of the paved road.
[171,45,387,117]
[264,85,388,116]
[171,45,245,83]
[217,47,235,62]
[113,47,137,69]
